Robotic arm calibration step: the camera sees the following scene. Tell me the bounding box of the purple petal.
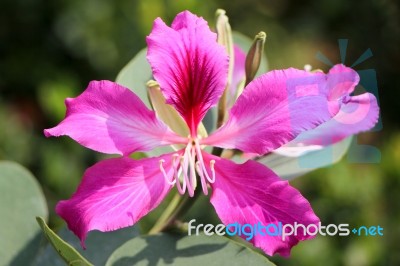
[44,80,185,155]
[146,11,229,135]
[203,152,319,256]
[203,65,359,155]
[56,155,174,246]
[291,92,379,146]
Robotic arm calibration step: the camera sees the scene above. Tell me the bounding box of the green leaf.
[106,233,274,266]
[115,48,152,108]
[36,217,93,266]
[0,161,48,265]
[34,225,140,266]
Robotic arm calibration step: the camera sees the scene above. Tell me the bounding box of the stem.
[148,192,181,234]
[148,188,201,234]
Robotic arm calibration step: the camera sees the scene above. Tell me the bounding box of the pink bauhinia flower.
[44,11,376,256]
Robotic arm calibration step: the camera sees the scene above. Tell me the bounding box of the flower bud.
[245,31,266,85]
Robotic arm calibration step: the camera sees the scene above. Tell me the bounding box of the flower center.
[159,138,215,196]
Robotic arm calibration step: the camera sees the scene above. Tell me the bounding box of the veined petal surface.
[147,11,229,135]
[45,80,185,155]
[56,155,174,246]
[203,152,319,256]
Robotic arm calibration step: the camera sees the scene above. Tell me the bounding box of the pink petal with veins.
[146,11,229,135]
[203,152,319,256]
[44,80,185,155]
[56,154,174,246]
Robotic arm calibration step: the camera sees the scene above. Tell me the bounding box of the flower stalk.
[148,186,202,234]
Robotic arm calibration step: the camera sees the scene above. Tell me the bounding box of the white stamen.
[181,147,194,197]
[209,160,216,183]
[171,154,180,187]
[194,140,216,183]
[175,156,187,195]
[158,137,217,196]
[189,147,197,190]
[159,159,175,185]
[196,161,209,195]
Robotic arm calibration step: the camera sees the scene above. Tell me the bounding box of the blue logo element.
[298,39,382,169]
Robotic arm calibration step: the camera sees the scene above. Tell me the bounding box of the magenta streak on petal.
[44,80,186,156]
[146,11,229,136]
[202,152,319,257]
[56,154,174,247]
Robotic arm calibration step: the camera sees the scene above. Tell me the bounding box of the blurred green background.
[1,0,399,265]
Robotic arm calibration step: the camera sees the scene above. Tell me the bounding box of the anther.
[209,160,216,183]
